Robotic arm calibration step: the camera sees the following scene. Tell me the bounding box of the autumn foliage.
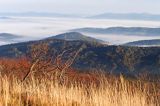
[0,57,30,79]
[0,43,159,106]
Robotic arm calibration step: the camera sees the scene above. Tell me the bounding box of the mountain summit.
[47,32,105,43]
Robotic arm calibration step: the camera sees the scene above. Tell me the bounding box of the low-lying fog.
[0,16,160,45]
[80,33,159,45]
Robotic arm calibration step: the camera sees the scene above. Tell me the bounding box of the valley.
[0,17,160,45]
[1,0,160,105]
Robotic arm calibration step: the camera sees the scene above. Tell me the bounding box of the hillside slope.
[0,36,160,74]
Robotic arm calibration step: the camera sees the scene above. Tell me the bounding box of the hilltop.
[47,32,106,44]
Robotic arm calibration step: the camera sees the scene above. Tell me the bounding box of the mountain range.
[125,39,160,47]
[89,13,160,21]
[0,32,160,75]
[1,12,160,21]
[0,12,80,18]
[72,27,160,36]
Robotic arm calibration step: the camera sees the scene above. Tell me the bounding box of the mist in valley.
[0,16,160,45]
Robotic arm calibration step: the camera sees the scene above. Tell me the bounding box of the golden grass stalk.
[0,74,159,106]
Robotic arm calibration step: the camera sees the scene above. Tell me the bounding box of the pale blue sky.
[0,0,160,15]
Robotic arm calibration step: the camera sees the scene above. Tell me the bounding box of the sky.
[0,0,160,15]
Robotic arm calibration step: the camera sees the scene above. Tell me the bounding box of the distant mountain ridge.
[47,32,106,44]
[89,13,160,21]
[0,33,24,46]
[72,27,160,36]
[0,16,10,19]
[0,33,20,40]
[124,39,160,46]
[0,12,80,18]
[1,12,160,21]
[0,32,107,46]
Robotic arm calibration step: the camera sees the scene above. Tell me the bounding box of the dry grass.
[0,73,159,106]
[0,43,159,106]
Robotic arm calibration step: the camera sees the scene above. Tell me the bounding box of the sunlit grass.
[0,73,159,106]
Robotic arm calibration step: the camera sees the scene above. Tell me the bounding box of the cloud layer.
[0,0,160,15]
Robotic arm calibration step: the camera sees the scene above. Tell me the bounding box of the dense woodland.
[0,38,160,77]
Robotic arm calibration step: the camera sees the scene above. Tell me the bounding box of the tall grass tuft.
[0,73,159,106]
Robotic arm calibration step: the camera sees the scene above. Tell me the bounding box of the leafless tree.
[22,42,84,82]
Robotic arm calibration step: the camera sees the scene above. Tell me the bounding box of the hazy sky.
[0,0,160,15]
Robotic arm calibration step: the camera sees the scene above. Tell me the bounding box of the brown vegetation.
[0,72,159,106]
[0,43,159,106]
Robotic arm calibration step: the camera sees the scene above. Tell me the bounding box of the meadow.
[0,72,159,106]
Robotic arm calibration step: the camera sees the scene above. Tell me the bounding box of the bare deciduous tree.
[22,42,84,82]
[22,42,51,81]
